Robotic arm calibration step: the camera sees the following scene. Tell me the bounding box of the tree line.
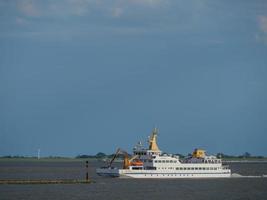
[76,152,265,159]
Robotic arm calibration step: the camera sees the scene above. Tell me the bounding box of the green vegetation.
[216,152,266,161]
[1,152,267,162]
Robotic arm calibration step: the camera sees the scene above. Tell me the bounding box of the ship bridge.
[133,128,162,157]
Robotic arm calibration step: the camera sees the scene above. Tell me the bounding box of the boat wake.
[231,173,267,178]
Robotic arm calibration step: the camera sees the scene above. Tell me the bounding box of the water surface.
[0,160,266,200]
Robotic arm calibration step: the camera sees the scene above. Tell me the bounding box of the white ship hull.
[96,168,231,178]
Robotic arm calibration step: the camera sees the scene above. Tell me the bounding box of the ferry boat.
[96,128,231,178]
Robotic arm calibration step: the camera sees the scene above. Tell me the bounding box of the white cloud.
[15,17,30,25]
[111,7,123,18]
[17,0,40,17]
[65,0,92,16]
[258,15,267,32]
[256,15,267,44]
[129,0,166,6]
[14,0,168,18]
[48,1,90,17]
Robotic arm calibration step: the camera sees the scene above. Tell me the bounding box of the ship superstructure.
[96,128,231,178]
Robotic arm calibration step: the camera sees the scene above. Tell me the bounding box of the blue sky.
[1,0,267,157]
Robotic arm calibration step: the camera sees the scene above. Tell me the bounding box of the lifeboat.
[130,160,143,166]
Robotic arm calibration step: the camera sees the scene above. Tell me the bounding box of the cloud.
[128,0,166,7]
[2,0,245,41]
[258,16,267,32]
[111,7,123,18]
[14,0,168,19]
[17,0,40,17]
[15,17,30,25]
[67,0,91,16]
[256,15,267,44]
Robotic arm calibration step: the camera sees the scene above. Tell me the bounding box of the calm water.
[0,160,267,200]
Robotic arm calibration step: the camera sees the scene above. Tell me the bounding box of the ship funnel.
[148,128,160,151]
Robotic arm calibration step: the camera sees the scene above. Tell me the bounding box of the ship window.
[180,167,183,170]
[174,161,177,163]
[158,160,161,163]
[162,160,166,163]
[170,160,173,163]
[155,160,158,163]
[146,166,156,170]
[166,160,169,163]
[132,167,142,170]
[176,167,179,170]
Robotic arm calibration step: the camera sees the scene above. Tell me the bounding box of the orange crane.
[108,148,143,169]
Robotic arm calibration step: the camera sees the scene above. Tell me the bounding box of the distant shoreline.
[1,157,267,163]
[223,160,267,163]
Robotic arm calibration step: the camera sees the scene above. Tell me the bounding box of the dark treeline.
[76,152,124,159]
[75,152,265,159]
[216,152,264,159]
[0,155,69,159]
[1,152,265,159]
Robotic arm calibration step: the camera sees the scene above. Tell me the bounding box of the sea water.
[0,160,266,200]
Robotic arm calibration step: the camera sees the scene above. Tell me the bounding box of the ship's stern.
[96,167,120,177]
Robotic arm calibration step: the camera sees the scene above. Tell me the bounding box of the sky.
[0,0,267,157]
